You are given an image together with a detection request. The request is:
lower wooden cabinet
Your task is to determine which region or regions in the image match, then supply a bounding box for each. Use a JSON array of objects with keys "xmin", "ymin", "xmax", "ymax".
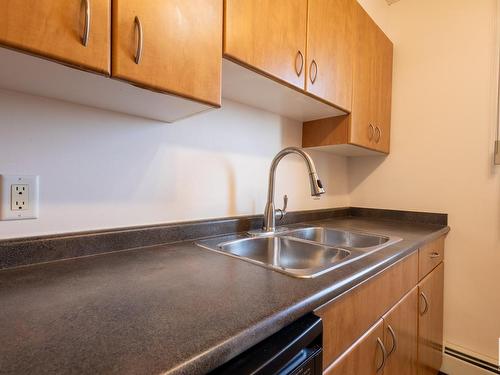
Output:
[
  {"xmin": 418, "ymin": 263, "xmax": 445, "ymax": 375},
  {"xmin": 324, "ymin": 319, "xmax": 385, "ymax": 375},
  {"xmin": 317, "ymin": 236, "xmax": 446, "ymax": 375},
  {"xmin": 383, "ymin": 287, "xmax": 418, "ymax": 375}
]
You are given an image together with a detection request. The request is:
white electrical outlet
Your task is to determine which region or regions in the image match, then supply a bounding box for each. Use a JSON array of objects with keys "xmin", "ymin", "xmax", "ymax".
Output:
[
  {"xmin": 11, "ymin": 184, "xmax": 29, "ymax": 211},
  {"xmin": 0, "ymin": 175, "xmax": 39, "ymax": 220}
]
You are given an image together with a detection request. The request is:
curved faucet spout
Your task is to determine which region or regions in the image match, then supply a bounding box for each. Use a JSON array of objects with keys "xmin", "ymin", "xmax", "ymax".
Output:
[{"xmin": 262, "ymin": 147, "xmax": 326, "ymax": 233}]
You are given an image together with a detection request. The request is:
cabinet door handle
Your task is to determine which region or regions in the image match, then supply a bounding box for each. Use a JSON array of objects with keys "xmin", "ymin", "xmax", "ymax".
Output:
[
  {"xmin": 376, "ymin": 337, "xmax": 388, "ymax": 372},
  {"xmin": 368, "ymin": 124, "xmax": 375, "ymax": 141},
  {"xmin": 295, "ymin": 51, "xmax": 304, "ymax": 77},
  {"xmin": 420, "ymin": 291, "xmax": 429, "ymax": 315},
  {"xmin": 309, "ymin": 59, "xmax": 318, "ymax": 84},
  {"xmin": 429, "ymin": 252, "xmax": 440, "ymax": 259},
  {"xmin": 81, "ymin": 0, "xmax": 91, "ymax": 46},
  {"xmin": 387, "ymin": 325, "xmax": 397, "ymax": 356},
  {"xmin": 134, "ymin": 16, "xmax": 143, "ymax": 64},
  {"xmin": 375, "ymin": 126, "xmax": 381, "ymax": 143}
]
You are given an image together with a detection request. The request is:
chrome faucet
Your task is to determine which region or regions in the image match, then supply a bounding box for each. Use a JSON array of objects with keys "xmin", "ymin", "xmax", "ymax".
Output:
[{"xmin": 261, "ymin": 147, "xmax": 325, "ymax": 234}]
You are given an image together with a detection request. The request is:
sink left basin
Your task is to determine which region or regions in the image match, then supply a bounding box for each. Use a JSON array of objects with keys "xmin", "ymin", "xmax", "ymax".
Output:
[{"xmin": 197, "ymin": 235, "xmax": 355, "ymax": 278}]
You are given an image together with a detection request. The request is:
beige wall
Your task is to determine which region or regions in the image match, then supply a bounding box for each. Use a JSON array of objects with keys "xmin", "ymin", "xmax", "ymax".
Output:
[{"xmin": 356, "ymin": 0, "xmax": 500, "ymax": 363}]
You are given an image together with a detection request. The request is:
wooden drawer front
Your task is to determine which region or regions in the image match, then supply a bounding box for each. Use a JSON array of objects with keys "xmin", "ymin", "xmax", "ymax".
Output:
[
  {"xmin": 418, "ymin": 236, "xmax": 445, "ymax": 280},
  {"xmin": 315, "ymin": 252, "xmax": 418, "ymax": 369},
  {"xmin": 324, "ymin": 319, "xmax": 385, "ymax": 375}
]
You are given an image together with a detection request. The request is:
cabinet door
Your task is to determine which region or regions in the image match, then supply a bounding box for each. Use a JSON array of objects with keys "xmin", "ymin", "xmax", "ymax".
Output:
[
  {"xmin": 0, "ymin": 0, "xmax": 110, "ymax": 74},
  {"xmin": 418, "ymin": 263, "xmax": 444, "ymax": 375},
  {"xmin": 325, "ymin": 319, "xmax": 386, "ymax": 375},
  {"xmin": 349, "ymin": 3, "xmax": 378, "ymax": 149},
  {"xmin": 349, "ymin": 3, "xmax": 393, "ymax": 153},
  {"xmin": 112, "ymin": 0, "xmax": 222, "ymax": 106},
  {"xmin": 374, "ymin": 28, "xmax": 393, "ymax": 153},
  {"xmin": 383, "ymin": 288, "xmax": 418, "ymax": 375},
  {"xmin": 306, "ymin": 0, "xmax": 355, "ymax": 111},
  {"xmin": 224, "ymin": 0, "xmax": 307, "ymax": 90}
]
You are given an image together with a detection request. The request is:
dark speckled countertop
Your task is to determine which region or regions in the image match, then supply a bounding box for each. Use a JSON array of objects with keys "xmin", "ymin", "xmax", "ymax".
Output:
[{"xmin": 0, "ymin": 217, "xmax": 449, "ymax": 375}]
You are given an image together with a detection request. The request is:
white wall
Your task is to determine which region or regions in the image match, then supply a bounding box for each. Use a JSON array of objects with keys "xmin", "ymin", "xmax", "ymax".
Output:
[
  {"xmin": 356, "ymin": 0, "xmax": 500, "ymax": 364},
  {"xmin": 0, "ymin": 89, "xmax": 350, "ymax": 239}
]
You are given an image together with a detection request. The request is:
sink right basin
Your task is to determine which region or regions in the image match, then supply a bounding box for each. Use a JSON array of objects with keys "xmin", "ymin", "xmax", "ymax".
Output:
[{"xmin": 283, "ymin": 227, "xmax": 390, "ymax": 249}]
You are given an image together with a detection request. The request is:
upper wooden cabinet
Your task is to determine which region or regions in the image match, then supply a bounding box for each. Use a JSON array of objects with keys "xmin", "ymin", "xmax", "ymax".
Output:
[
  {"xmin": 0, "ymin": 0, "xmax": 110, "ymax": 74},
  {"xmin": 112, "ymin": 0, "xmax": 222, "ymax": 106},
  {"xmin": 350, "ymin": 3, "xmax": 393, "ymax": 152},
  {"xmin": 418, "ymin": 263, "xmax": 445, "ymax": 375},
  {"xmin": 223, "ymin": 0, "xmax": 308, "ymax": 90},
  {"xmin": 303, "ymin": 1, "xmax": 394, "ymax": 155},
  {"xmin": 306, "ymin": 0, "xmax": 355, "ymax": 111}
]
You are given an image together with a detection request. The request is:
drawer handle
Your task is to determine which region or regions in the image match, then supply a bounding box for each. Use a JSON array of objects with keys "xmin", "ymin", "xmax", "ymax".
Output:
[
  {"xmin": 375, "ymin": 126, "xmax": 381, "ymax": 143},
  {"xmin": 368, "ymin": 124, "xmax": 375, "ymax": 141},
  {"xmin": 134, "ymin": 16, "xmax": 143, "ymax": 64},
  {"xmin": 81, "ymin": 0, "xmax": 91, "ymax": 46},
  {"xmin": 429, "ymin": 252, "xmax": 440, "ymax": 259},
  {"xmin": 420, "ymin": 291, "xmax": 429, "ymax": 315},
  {"xmin": 309, "ymin": 59, "xmax": 318, "ymax": 84},
  {"xmin": 295, "ymin": 50, "xmax": 304, "ymax": 77},
  {"xmin": 376, "ymin": 337, "xmax": 388, "ymax": 372},
  {"xmin": 387, "ymin": 325, "xmax": 397, "ymax": 356}
]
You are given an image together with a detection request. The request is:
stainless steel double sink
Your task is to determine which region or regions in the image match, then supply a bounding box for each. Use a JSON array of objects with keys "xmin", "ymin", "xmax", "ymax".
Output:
[{"xmin": 197, "ymin": 226, "xmax": 402, "ymax": 278}]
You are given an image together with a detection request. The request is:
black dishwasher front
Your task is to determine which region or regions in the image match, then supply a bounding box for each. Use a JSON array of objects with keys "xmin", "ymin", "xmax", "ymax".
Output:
[{"xmin": 211, "ymin": 314, "xmax": 322, "ymax": 375}]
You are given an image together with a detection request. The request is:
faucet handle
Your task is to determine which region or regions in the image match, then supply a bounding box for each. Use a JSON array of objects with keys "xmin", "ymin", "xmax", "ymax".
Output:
[{"xmin": 276, "ymin": 194, "xmax": 288, "ymax": 220}]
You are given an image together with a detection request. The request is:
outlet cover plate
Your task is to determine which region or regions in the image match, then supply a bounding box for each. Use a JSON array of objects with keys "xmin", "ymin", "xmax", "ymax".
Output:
[{"xmin": 0, "ymin": 175, "xmax": 39, "ymax": 220}]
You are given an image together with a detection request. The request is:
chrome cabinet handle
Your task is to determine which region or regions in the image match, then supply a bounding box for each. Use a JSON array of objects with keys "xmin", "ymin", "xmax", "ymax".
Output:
[
  {"xmin": 295, "ymin": 51, "xmax": 304, "ymax": 77},
  {"xmin": 387, "ymin": 325, "xmax": 397, "ymax": 356},
  {"xmin": 375, "ymin": 126, "xmax": 381, "ymax": 143},
  {"xmin": 309, "ymin": 59, "xmax": 318, "ymax": 84},
  {"xmin": 134, "ymin": 16, "xmax": 143, "ymax": 64},
  {"xmin": 81, "ymin": 0, "xmax": 90, "ymax": 46},
  {"xmin": 420, "ymin": 291, "xmax": 429, "ymax": 315},
  {"xmin": 368, "ymin": 124, "xmax": 375, "ymax": 141},
  {"xmin": 429, "ymin": 252, "xmax": 440, "ymax": 259},
  {"xmin": 376, "ymin": 337, "xmax": 388, "ymax": 372}
]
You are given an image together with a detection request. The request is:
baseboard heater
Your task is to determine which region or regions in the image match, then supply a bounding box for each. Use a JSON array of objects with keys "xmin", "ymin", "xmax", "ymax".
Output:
[{"xmin": 445, "ymin": 347, "xmax": 500, "ymax": 374}]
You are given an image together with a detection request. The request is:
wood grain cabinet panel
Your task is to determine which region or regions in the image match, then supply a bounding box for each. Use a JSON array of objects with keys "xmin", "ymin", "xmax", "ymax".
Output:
[
  {"xmin": 418, "ymin": 263, "xmax": 445, "ymax": 375},
  {"xmin": 383, "ymin": 287, "xmax": 419, "ymax": 375},
  {"xmin": 306, "ymin": 0, "xmax": 355, "ymax": 111},
  {"xmin": 112, "ymin": 0, "xmax": 222, "ymax": 106},
  {"xmin": 324, "ymin": 319, "xmax": 385, "ymax": 375},
  {"xmin": 223, "ymin": 0, "xmax": 308, "ymax": 90},
  {"xmin": 315, "ymin": 252, "xmax": 418, "ymax": 369},
  {"xmin": 0, "ymin": 0, "xmax": 110, "ymax": 74}
]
